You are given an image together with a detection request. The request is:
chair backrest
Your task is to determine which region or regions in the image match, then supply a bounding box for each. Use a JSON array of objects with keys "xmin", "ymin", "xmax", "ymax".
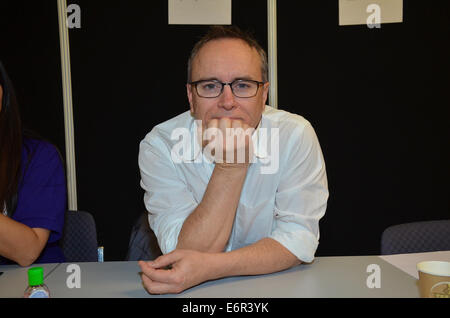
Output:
[
  {"xmin": 60, "ymin": 210, "xmax": 99, "ymax": 262},
  {"xmin": 381, "ymin": 220, "xmax": 450, "ymax": 255},
  {"xmin": 126, "ymin": 212, "xmax": 162, "ymax": 261}
]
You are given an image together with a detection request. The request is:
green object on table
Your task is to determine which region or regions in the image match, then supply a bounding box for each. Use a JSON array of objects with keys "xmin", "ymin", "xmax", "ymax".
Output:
[{"xmin": 28, "ymin": 267, "xmax": 44, "ymax": 286}]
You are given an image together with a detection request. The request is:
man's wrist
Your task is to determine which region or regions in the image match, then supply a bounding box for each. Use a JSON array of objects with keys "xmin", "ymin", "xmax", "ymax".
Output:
[{"xmin": 204, "ymin": 251, "xmax": 233, "ymax": 281}]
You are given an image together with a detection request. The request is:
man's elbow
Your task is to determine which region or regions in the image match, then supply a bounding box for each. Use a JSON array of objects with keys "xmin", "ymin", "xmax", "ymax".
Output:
[{"xmin": 292, "ymin": 258, "xmax": 302, "ymax": 267}]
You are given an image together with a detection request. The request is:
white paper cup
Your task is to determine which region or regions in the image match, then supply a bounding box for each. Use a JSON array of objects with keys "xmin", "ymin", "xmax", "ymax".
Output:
[{"xmin": 417, "ymin": 261, "xmax": 450, "ymax": 298}]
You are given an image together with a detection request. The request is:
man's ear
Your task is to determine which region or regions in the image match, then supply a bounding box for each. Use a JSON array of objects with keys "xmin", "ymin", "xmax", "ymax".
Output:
[
  {"xmin": 187, "ymin": 83, "xmax": 194, "ymax": 113},
  {"xmin": 262, "ymin": 82, "xmax": 270, "ymax": 109}
]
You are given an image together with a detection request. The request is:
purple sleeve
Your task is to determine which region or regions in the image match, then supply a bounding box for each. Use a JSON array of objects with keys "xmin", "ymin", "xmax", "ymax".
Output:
[{"xmin": 13, "ymin": 139, "xmax": 67, "ymax": 243}]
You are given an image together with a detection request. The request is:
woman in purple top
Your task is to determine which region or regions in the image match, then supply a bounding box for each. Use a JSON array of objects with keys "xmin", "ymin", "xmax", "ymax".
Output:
[{"xmin": 0, "ymin": 61, "xmax": 66, "ymax": 266}]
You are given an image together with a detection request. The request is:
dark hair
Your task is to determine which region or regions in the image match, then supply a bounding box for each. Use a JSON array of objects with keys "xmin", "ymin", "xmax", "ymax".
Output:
[
  {"xmin": 187, "ymin": 26, "xmax": 268, "ymax": 83},
  {"xmin": 0, "ymin": 61, "xmax": 23, "ymax": 215},
  {"xmin": 0, "ymin": 62, "xmax": 66, "ymax": 217}
]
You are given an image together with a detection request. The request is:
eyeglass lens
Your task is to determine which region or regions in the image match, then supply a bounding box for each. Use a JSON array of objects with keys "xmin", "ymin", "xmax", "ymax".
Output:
[{"xmin": 196, "ymin": 80, "xmax": 259, "ymax": 98}]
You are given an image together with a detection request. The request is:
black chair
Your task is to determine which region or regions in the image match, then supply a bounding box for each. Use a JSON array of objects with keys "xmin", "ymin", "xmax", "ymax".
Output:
[
  {"xmin": 60, "ymin": 210, "xmax": 100, "ymax": 262},
  {"xmin": 126, "ymin": 212, "xmax": 162, "ymax": 261},
  {"xmin": 381, "ymin": 220, "xmax": 450, "ymax": 255}
]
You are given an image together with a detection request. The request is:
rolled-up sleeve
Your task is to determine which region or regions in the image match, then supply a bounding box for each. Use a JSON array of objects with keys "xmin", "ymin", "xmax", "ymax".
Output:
[
  {"xmin": 269, "ymin": 122, "xmax": 328, "ymax": 263},
  {"xmin": 138, "ymin": 131, "xmax": 198, "ymax": 254}
]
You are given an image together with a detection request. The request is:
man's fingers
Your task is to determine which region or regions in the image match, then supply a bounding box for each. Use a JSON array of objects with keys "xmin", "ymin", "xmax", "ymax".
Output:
[
  {"xmin": 139, "ymin": 256, "xmax": 187, "ymax": 295},
  {"xmin": 207, "ymin": 118, "xmax": 219, "ymax": 130},
  {"xmin": 152, "ymin": 251, "xmax": 181, "ymax": 268},
  {"xmin": 219, "ymin": 117, "xmax": 232, "ymax": 132},
  {"xmin": 139, "ymin": 260, "xmax": 177, "ymax": 284},
  {"xmin": 138, "ymin": 260, "xmax": 157, "ymax": 278},
  {"xmin": 203, "ymin": 118, "xmax": 255, "ymax": 164},
  {"xmin": 231, "ymin": 119, "xmax": 244, "ymax": 129},
  {"xmin": 141, "ymin": 272, "xmax": 177, "ymax": 295}
]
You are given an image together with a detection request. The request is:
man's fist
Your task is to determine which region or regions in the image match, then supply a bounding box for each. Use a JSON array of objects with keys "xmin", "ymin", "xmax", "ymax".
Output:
[{"xmin": 201, "ymin": 117, "xmax": 255, "ymax": 165}]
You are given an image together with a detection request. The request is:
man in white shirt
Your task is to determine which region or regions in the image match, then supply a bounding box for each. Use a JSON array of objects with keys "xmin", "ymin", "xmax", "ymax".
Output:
[{"xmin": 138, "ymin": 26, "xmax": 328, "ymax": 294}]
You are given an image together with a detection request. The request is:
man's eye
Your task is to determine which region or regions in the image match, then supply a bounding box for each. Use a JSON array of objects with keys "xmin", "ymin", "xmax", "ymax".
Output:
[
  {"xmin": 235, "ymin": 82, "xmax": 251, "ymax": 89},
  {"xmin": 201, "ymin": 83, "xmax": 219, "ymax": 90}
]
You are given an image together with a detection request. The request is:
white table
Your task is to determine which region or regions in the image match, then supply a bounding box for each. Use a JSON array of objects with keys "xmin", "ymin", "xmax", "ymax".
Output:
[{"xmin": 5, "ymin": 252, "xmax": 449, "ymax": 298}]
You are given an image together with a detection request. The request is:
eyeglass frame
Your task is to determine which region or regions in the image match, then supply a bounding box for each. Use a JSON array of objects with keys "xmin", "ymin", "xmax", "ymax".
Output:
[{"xmin": 188, "ymin": 79, "xmax": 266, "ymax": 98}]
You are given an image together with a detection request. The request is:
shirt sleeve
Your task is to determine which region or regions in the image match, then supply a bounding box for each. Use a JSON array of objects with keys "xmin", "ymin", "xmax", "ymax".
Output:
[
  {"xmin": 14, "ymin": 141, "xmax": 67, "ymax": 243},
  {"xmin": 138, "ymin": 131, "xmax": 198, "ymax": 254},
  {"xmin": 269, "ymin": 121, "xmax": 328, "ymax": 263}
]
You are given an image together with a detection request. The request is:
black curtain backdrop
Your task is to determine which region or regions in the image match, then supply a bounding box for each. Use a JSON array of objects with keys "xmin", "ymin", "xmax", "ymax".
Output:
[{"xmin": 0, "ymin": 1, "xmax": 448, "ymax": 261}]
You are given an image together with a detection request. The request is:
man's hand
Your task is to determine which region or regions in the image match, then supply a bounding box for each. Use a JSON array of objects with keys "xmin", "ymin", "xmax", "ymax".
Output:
[
  {"xmin": 138, "ymin": 249, "xmax": 216, "ymax": 294},
  {"xmin": 139, "ymin": 239, "xmax": 302, "ymax": 295},
  {"xmin": 201, "ymin": 118, "xmax": 254, "ymax": 165}
]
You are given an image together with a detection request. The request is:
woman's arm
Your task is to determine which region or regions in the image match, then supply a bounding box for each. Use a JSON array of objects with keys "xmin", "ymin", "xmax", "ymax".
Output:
[{"xmin": 0, "ymin": 213, "xmax": 50, "ymax": 266}]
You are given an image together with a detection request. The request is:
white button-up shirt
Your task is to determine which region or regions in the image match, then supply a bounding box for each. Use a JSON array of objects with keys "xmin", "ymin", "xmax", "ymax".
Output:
[{"xmin": 139, "ymin": 106, "xmax": 328, "ymax": 263}]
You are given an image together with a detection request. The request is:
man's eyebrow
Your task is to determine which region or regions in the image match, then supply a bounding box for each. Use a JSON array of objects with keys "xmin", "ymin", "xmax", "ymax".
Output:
[
  {"xmin": 234, "ymin": 76, "xmax": 255, "ymax": 81},
  {"xmin": 192, "ymin": 76, "xmax": 257, "ymax": 82},
  {"xmin": 191, "ymin": 77, "xmax": 220, "ymax": 82}
]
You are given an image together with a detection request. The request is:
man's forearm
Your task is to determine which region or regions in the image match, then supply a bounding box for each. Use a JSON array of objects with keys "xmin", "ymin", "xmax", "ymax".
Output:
[
  {"xmin": 177, "ymin": 164, "xmax": 249, "ymax": 252},
  {"xmin": 139, "ymin": 238, "xmax": 301, "ymax": 295},
  {"xmin": 208, "ymin": 238, "xmax": 302, "ymax": 280}
]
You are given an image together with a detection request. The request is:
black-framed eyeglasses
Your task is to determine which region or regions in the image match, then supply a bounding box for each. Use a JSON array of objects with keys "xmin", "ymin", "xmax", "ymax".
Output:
[{"xmin": 189, "ymin": 79, "xmax": 265, "ymax": 98}]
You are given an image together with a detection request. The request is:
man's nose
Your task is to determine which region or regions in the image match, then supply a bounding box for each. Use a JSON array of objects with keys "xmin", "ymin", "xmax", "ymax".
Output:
[{"xmin": 218, "ymin": 84, "xmax": 236, "ymax": 110}]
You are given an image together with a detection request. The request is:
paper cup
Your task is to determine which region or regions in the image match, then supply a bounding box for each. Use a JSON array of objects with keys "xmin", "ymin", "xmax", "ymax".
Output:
[{"xmin": 417, "ymin": 261, "xmax": 450, "ymax": 298}]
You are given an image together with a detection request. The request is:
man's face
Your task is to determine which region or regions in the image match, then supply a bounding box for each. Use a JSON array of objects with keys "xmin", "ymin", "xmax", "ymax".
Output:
[{"xmin": 187, "ymin": 38, "xmax": 269, "ymax": 129}]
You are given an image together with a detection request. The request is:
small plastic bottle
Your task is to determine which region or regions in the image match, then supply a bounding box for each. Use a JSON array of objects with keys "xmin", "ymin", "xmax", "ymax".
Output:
[{"xmin": 24, "ymin": 267, "xmax": 50, "ymax": 298}]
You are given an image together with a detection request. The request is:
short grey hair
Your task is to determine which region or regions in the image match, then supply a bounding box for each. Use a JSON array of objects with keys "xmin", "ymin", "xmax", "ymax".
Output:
[{"xmin": 187, "ymin": 26, "xmax": 268, "ymax": 83}]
